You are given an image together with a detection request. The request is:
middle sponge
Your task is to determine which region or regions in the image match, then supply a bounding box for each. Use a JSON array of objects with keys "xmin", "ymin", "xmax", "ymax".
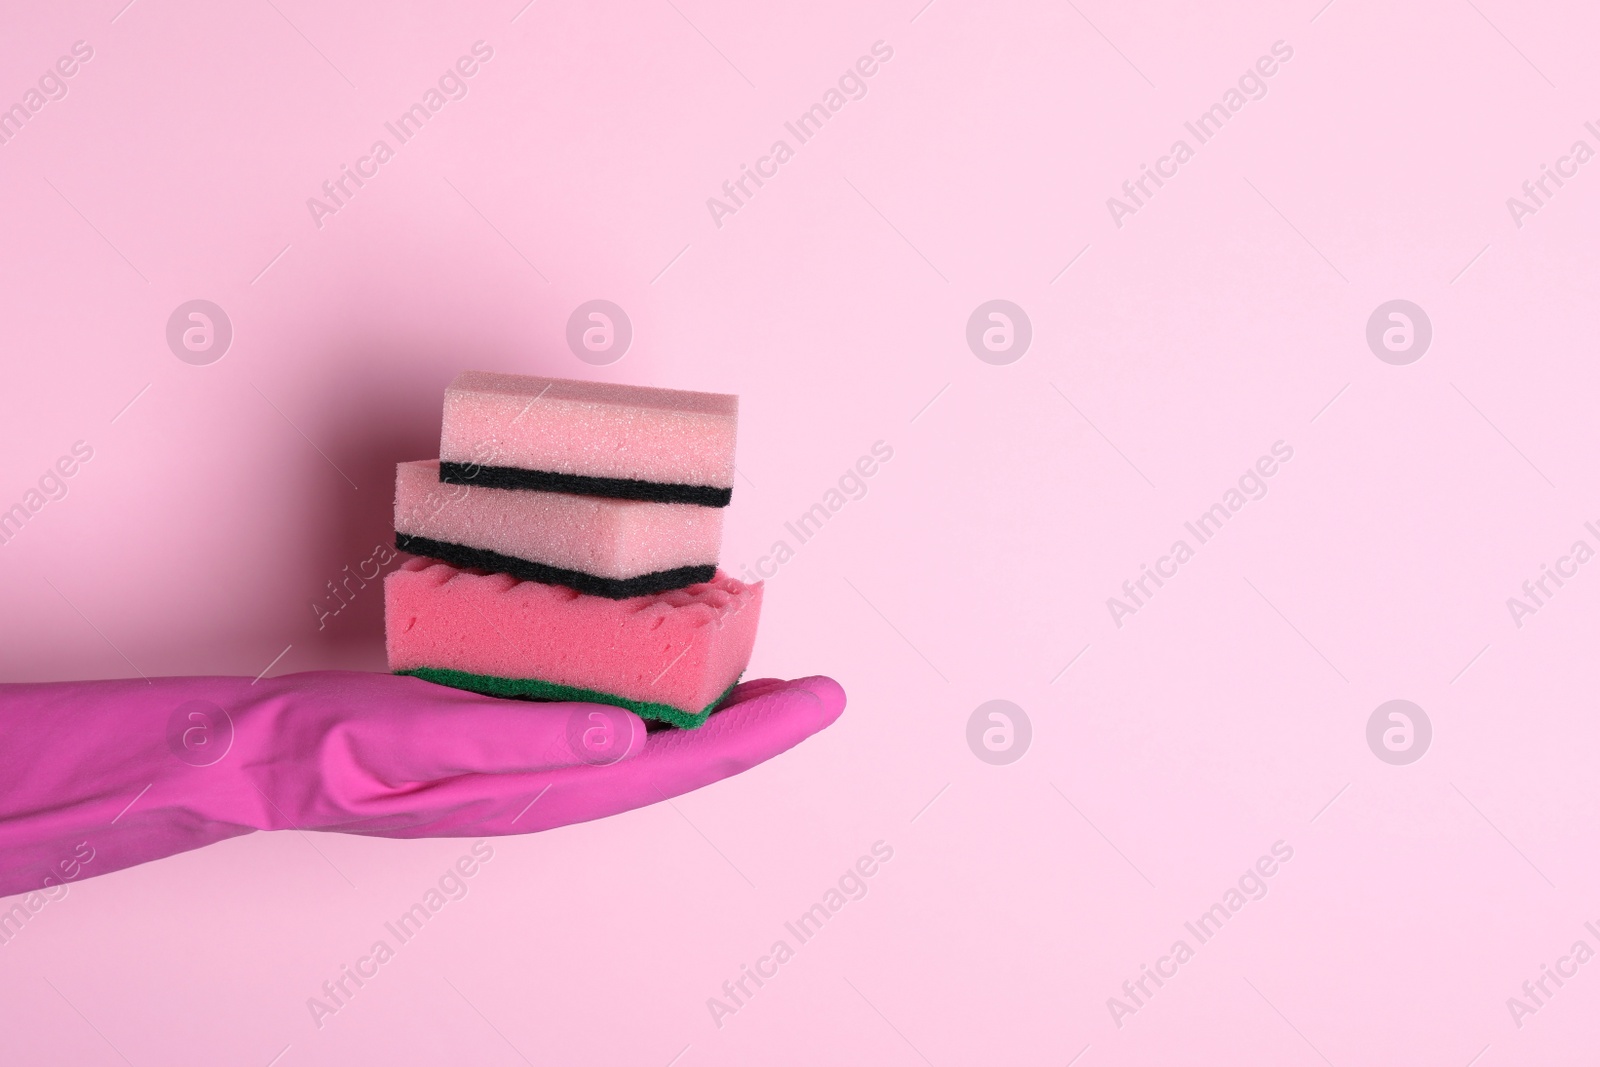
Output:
[{"xmin": 394, "ymin": 459, "xmax": 722, "ymax": 599}]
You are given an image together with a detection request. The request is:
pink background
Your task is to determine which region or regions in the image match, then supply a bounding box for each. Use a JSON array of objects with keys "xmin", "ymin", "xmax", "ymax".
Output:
[{"xmin": 4, "ymin": 0, "xmax": 1599, "ymax": 1062}]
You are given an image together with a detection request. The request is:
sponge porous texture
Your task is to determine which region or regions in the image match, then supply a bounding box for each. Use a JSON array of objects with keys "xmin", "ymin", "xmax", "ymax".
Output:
[
  {"xmin": 385, "ymin": 557, "xmax": 762, "ymax": 723},
  {"xmin": 437, "ymin": 462, "xmax": 731, "ymax": 507},
  {"xmin": 439, "ymin": 371, "xmax": 738, "ymax": 498},
  {"xmin": 395, "ymin": 459, "xmax": 722, "ymax": 590},
  {"xmin": 394, "ymin": 534, "xmax": 715, "ymax": 599}
]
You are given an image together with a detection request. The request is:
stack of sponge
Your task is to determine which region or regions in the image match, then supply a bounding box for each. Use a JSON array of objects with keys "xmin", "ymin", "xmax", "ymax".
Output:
[{"xmin": 385, "ymin": 371, "xmax": 762, "ymax": 728}]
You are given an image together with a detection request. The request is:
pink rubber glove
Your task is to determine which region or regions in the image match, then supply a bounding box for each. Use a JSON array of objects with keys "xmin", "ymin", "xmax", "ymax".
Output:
[{"xmin": 0, "ymin": 671, "xmax": 843, "ymax": 898}]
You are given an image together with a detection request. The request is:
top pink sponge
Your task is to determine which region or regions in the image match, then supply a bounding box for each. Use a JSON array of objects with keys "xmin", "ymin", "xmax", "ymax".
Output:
[{"xmin": 440, "ymin": 372, "xmax": 738, "ymax": 494}]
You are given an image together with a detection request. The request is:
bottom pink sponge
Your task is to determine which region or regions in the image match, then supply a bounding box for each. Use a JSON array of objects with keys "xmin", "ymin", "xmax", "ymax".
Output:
[{"xmin": 385, "ymin": 557, "xmax": 763, "ymax": 728}]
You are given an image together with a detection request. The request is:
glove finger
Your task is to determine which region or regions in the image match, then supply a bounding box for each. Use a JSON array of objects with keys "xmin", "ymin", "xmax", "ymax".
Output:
[
  {"xmin": 721, "ymin": 677, "xmax": 792, "ymax": 705},
  {"xmin": 509, "ymin": 676, "xmax": 845, "ymax": 829}
]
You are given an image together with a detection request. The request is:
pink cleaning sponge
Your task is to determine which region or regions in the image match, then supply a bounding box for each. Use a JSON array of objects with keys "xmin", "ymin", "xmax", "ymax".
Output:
[
  {"xmin": 438, "ymin": 371, "xmax": 738, "ymax": 506},
  {"xmin": 394, "ymin": 460, "xmax": 723, "ymax": 598},
  {"xmin": 385, "ymin": 557, "xmax": 763, "ymax": 727}
]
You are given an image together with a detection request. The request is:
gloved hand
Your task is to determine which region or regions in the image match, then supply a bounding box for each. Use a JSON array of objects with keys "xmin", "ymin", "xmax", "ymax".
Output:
[{"xmin": 0, "ymin": 671, "xmax": 843, "ymax": 898}]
